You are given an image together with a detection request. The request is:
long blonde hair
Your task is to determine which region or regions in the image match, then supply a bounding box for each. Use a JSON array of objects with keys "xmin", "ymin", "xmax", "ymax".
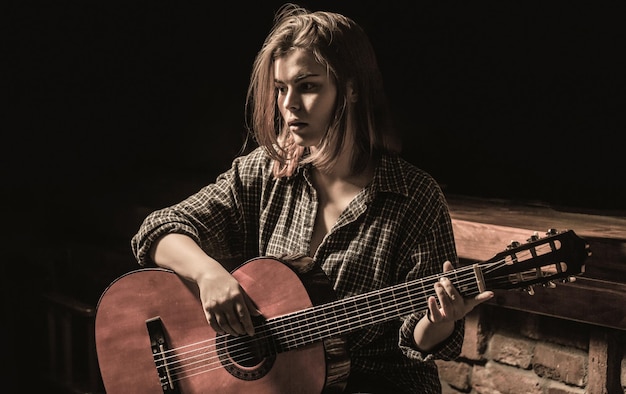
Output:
[{"xmin": 245, "ymin": 3, "xmax": 399, "ymax": 177}]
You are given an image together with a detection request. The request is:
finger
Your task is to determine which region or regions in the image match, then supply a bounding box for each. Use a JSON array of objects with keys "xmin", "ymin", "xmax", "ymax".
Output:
[
  {"xmin": 465, "ymin": 291, "xmax": 494, "ymax": 311},
  {"xmin": 212, "ymin": 314, "xmax": 231, "ymax": 336},
  {"xmin": 236, "ymin": 302, "xmax": 255, "ymax": 337},
  {"xmin": 441, "ymin": 262, "xmax": 460, "ymax": 304},
  {"xmin": 244, "ymin": 293, "xmax": 262, "ymax": 317},
  {"xmin": 428, "ymin": 296, "xmax": 441, "ymax": 322},
  {"xmin": 206, "ymin": 311, "xmax": 224, "ymax": 335},
  {"xmin": 224, "ymin": 308, "xmax": 248, "ymax": 337},
  {"xmin": 436, "ymin": 277, "xmax": 463, "ymax": 321},
  {"xmin": 215, "ymin": 312, "xmax": 240, "ymax": 336},
  {"xmin": 438, "ymin": 276, "xmax": 460, "ymax": 302},
  {"xmin": 434, "ymin": 281, "xmax": 452, "ymax": 316}
]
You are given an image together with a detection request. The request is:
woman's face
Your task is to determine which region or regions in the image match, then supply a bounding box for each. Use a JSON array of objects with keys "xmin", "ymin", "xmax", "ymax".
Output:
[{"xmin": 274, "ymin": 49, "xmax": 337, "ymax": 148}]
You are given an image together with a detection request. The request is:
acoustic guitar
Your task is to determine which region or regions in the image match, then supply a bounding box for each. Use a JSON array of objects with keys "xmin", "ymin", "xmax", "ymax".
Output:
[{"xmin": 95, "ymin": 229, "xmax": 589, "ymax": 393}]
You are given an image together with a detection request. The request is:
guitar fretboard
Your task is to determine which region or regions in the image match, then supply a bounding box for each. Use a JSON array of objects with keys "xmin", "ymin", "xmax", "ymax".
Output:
[{"xmin": 255, "ymin": 267, "xmax": 482, "ymax": 354}]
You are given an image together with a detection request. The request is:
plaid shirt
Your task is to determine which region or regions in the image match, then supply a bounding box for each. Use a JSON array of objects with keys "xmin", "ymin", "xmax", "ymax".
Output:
[{"xmin": 132, "ymin": 147, "xmax": 463, "ymax": 393}]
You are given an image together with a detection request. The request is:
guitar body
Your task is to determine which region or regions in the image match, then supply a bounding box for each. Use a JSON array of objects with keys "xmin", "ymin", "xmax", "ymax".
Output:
[{"xmin": 95, "ymin": 257, "xmax": 350, "ymax": 394}]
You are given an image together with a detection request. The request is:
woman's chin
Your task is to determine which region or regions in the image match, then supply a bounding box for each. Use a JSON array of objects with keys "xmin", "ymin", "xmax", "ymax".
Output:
[{"xmin": 291, "ymin": 135, "xmax": 320, "ymax": 149}]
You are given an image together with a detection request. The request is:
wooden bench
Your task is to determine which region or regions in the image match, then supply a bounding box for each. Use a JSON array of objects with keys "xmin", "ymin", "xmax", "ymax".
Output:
[{"xmin": 447, "ymin": 194, "xmax": 626, "ymax": 392}]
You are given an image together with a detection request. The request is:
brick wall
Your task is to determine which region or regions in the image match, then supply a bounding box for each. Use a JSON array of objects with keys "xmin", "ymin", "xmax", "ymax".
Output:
[{"xmin": 437, "ymin": 305, "xmax": 626, "ymax": 394}]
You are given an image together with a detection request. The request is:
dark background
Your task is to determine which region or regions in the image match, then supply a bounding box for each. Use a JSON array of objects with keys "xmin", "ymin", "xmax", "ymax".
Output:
[{"xmin": 5, "ymin": 1, "xmax": 625, "ymax": 391}]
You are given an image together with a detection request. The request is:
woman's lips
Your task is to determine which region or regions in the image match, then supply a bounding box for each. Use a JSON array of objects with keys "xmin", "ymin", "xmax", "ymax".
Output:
[{"xmin": 289, "ymin": 121, "xmax": 307, "ymax": 131}]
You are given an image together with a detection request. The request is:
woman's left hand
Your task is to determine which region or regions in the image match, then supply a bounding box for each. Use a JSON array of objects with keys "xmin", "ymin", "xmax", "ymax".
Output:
[{"xmin": 427, "ymin": 261, "xmax": 494, "ymax": 323}]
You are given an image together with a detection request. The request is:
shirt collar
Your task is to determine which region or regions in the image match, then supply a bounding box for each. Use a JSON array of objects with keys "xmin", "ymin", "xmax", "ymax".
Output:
[
  {"xmin": 294, "ymin": 153, "xmax": 410, "ymax": 198},
  {"xmin": 372, "ymin": 154, "xmax": 410, "ymax": 197}
]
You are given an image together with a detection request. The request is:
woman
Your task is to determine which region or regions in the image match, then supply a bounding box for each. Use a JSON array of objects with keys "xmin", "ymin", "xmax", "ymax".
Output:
[{"xmin": 131, "ymin": 3, "xmax": 492, "ymax": 393}]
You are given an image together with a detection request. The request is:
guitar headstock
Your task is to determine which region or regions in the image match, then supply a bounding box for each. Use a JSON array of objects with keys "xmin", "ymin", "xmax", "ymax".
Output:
[{"xmin": 480, "ymin": 229, "xmax": 591, "ymax": 293}]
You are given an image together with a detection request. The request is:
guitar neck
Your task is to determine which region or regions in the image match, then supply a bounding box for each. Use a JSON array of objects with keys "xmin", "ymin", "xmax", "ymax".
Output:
[
  {"xmin": 252, "ymin": 229, "xmax": 589, "ymax": 356},
  {"xmin": 256, "ymin": 265, "xmax": 481, "ymax": 353}
]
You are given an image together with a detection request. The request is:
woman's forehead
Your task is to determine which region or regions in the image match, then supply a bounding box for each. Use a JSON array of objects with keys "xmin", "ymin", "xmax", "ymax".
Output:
[{"xmin": 273, "ymin": 49, "xmax": 327, "ymax": 82}]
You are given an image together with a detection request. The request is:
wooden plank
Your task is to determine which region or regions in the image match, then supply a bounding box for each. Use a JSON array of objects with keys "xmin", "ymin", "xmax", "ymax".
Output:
[
  {"xmin": 447, "ymin": 195, "xmax": 626, "ymax": 241},
  {"xmin": 451, "ymin": 219, "xmax": 542, "ymax": 261},
  {"xmin": 587, "ymin": 327, "xmax": 624, "ymax": 394},
  {"xmin": 486, "ymin": 277, "xmax": 626, "ymax": 331},
  {"xmin": 446, "ymin": 195, "xmax": 626, "ymax": 331}
]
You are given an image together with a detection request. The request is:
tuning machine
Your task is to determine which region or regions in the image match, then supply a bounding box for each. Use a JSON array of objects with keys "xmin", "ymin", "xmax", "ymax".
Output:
[
  {"xmin": 527, "ymin": 231, "xmax": 540, "ymax": 242},
  {"xmin": 543, "ymin": 281, "xmax": 557, "ymax": 288},
  {"xmin": 507, "ymin": 240, "xmax": 521, "ymax": 250}
]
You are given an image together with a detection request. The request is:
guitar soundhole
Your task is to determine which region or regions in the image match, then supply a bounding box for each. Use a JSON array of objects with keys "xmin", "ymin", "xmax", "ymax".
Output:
[{"xmin": 216, "ymin": 334, "xmax": 276, "ymax": 381}]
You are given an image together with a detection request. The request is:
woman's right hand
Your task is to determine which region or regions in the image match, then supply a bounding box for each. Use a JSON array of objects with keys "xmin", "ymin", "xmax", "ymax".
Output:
[
  {"xmin": 150, "ymin": 233, "xmax": 258, "ymax": 337},
  {"xmin": 196, "ymin": 266, "xmax": 258, "ymax": 337}
]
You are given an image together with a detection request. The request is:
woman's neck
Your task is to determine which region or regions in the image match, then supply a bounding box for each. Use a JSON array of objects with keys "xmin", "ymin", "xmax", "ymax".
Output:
[{"xmin": 311, "ymin": 151, "xmax": 375, "ymax": 201}]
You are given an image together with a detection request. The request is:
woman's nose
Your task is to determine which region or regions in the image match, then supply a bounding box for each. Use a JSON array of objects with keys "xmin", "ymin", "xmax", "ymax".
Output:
[{"xmin": 284, "ymin": 89, "xmax": 300, "ymax": 111}]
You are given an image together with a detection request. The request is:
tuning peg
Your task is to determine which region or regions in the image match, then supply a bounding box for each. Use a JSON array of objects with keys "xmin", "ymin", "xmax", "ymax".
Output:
[
  {"xmin": 525, "ymin": 286, "xmax": 535, "ymax": 295},
  {"xmin": 546, "ymin": 228, "xmax": 558, "ymax": 235},
  {"xmin": 543, "ymin": 281, "xmax": 557, "ymax": 288},
  {"xmin": 561, "ymin": 276, "xmax": 577, "ymax": 283},
  {"xmin": 527, "ymin": 232, "xmax": 540, "ymax": 242},
  {"xmin": 507, "ymin": 240, "xmax": 521, "ymax": 249}
]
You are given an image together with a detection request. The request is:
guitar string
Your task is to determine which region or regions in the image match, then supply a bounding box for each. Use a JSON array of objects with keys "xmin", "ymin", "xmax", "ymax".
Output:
[
  {"xmin": 153, "ymin": 263, "xmax": 489, "ymax": 384},
  {"xmin": 159, "ymin": 262, "xmax": 494, "ymax": 383},
  {"xmin": 159, "ymin": 262, "xmax": 483, "ymax": 362},
  {"xmin": 159, "ymin": 243, "xmax": 554, "ymax": 384},
  {"xmin": 155, "ymin": 242, "xmax": 559, "ymax": 383},
  {"xmin": 169, "ymin": 272, "xmax": 555, "ymax": 382},
  {"xmin": 159, "ymin": 242, "xmax": 558, "ymax": 384},
  {"xmin": 229, "ymin": 241, "xmax": 557, "ymax": 353}
]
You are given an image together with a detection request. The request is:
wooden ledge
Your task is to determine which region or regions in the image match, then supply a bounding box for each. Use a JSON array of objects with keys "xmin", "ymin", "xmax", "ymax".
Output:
[{"xmin": 446, "ymin": 195, "xmax": 626, "ymax": 330}]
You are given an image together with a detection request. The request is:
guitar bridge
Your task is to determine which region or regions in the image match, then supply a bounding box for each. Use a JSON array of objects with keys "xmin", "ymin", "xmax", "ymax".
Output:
[{"xmin": 146, "ymin": 316, "xmax": 181, "ymax": 393}]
